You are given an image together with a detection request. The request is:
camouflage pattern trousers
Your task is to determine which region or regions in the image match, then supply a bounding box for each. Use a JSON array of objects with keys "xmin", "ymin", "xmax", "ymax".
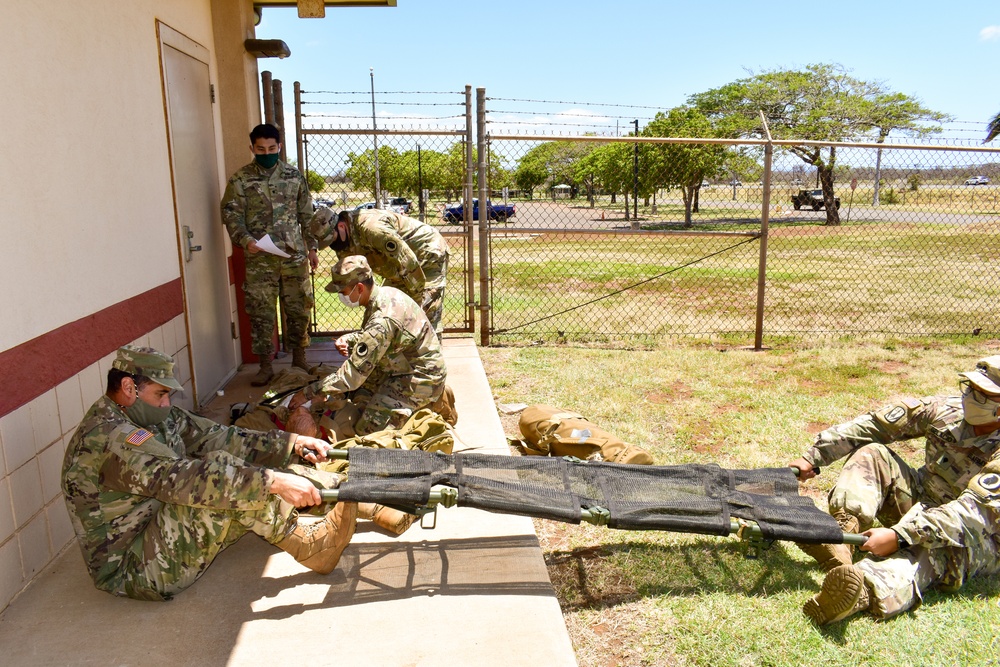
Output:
[
  {"xmin": 828, "ymin": 442, "xmax": 1000, "ymax": 618},
  {"xmin": 115, "ymin": 451, "xmax": 296, "ymax": 601},
  {"xmin": 244, "ymin": 254, "xmax": 314, "ymax": 356},
  {"xmin": 856, "ymin": 518, "xmax": 1000, "ymax": 619},
  {"xmin": 349, "ymin": 369, "xmax": 445, "ymax": 435}
]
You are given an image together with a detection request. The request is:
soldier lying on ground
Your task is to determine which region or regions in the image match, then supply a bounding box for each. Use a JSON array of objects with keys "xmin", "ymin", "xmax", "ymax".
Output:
[
  {"xmin": 788, "ymin": 355, "xmax": 1000, "ymax": 624},
  {"xmin": 289, "ymin": 255, "xmax": 447, "ymax": 437},
  {"xmin": 61, "ymin": 345, "xmax": 355, "ymax": 601}
]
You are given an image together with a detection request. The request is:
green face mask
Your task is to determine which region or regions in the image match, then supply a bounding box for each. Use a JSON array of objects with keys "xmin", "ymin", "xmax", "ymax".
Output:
[
  {"xmin": 126, "ymin": 400, "xmax": 172, "ymax": 428},
  {"xmin": 254, "ymin": 153, "xmax": 280, "ymax": 169}
]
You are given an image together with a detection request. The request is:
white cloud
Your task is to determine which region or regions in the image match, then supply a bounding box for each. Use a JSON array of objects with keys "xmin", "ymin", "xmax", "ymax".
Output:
[{"xmin": 980, "ymin": 25, "xmax": 1000, "ymax": 41}]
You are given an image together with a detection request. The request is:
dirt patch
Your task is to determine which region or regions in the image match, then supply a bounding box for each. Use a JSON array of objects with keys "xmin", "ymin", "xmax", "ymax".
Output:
[
  {"xmin": 804, "ymin": 421, "xmax": 829, "ymax": 434},
  {"xmin": 646, "ymin": 381, "xmax": 693, "ymax": 404},
  {"xmin": 878, "ymin": 361, "xmax": 909, "ymax": 374}
]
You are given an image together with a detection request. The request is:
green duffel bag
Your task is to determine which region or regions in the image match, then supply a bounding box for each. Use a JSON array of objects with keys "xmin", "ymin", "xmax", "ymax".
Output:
[{"xmin": 518, "ymin": 404, "xmax": 653, "ymax": 465}]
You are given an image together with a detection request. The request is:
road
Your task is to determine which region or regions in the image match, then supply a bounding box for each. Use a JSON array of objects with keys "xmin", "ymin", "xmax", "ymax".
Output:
[{"xmin": 484, "ymin": 197, "xmax": 999, "ymax": 232}]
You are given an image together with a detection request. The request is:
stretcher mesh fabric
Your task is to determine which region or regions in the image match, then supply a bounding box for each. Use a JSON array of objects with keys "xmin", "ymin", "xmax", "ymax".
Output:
[{"xmin": 336, "ymin": 449, "xmax": 844, "ymax": 543}]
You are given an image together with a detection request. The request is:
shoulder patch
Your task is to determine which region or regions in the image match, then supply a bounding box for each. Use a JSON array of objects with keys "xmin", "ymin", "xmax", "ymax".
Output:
[
  {"xmin": 883, "ymin": 406, "xmax": 906, "ymax": 423},
  {"xmin": 384, "ymin": 239, "xmax": 399, "ymax": 253},
  {"xmin": 979, "ymin": 473, "xmax": 1000, "ymax": 492},
  {"xmin": 355, "ymin": 342, "xmax": 369, "ymax": 358},
  {"xmin": 124, "ymin": 428, "xmax": 155, "ymax": 447}
]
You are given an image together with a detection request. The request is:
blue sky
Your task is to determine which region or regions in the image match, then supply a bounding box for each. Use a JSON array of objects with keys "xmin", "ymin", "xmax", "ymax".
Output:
[{"xmin": 255, "ymin": 0, "xmax": 999, "ymax": 141}]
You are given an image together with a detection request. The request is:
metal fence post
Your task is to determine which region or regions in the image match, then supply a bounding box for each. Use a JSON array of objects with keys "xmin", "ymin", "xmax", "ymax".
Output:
[
  {"xmin": 464, "ymin": 85, "xmax": 476, "ymax": 337},
  {"xmin": 477, "ymin": 87, "xmax": 490, "ymax": 347},
  {"xmin": 273, "ymin": 79, "xmax": 286, "ymax": 163},
  {"xmin": 754, "ymin": 112, "xmax": 773, "ymax": 351},
  {"xmin": 294, "ymin": 81, "xmax": 304, "ymax": 171},
  {"xmin": 261, "ymin": 70, "xmax": 274, "ymax": 125}
]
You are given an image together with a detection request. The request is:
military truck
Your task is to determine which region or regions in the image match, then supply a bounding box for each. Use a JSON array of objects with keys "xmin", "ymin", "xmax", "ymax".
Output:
[{"xmin": 791, "ymin": 189, "xmax": 841, "ymax": 211}]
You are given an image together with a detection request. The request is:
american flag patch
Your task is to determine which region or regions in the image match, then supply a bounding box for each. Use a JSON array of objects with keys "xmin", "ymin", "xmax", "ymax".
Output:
[{"xmin": 125, "ymin": 429, "xmax": 154, "ymax": 446}]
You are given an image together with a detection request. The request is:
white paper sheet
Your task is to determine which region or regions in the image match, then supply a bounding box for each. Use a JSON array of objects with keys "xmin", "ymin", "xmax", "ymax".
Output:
[{"xmin": 255, "ymin": 234, "xmax": 291, "ymax": 258}]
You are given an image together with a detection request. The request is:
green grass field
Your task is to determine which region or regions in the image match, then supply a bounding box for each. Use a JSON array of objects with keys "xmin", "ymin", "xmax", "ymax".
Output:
[{"xmin": 481, "ymin": 339, "xmax": 1000, "ymax": 667}]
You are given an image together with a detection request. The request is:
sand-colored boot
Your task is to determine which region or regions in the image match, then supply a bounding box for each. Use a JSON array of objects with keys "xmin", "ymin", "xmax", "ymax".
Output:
[
  {"xmin": 251, "ymin": 358, "xmax": 274, "ymax": 387},
  {"xmin": 275, "ymin": 502, "xmax": 357, "ymax": 574},
  {"xmin": 292, "ymin": 347, "xmax": 310, "ymax": 372},
  {"xmin": 802, "ymin": 563, "xmax": 873, "ymax": 625},
  {"xmin": 797, "ymin": 511, "xmax": 859, "ymax": 572},
  {"xmin": 358, "ymin": 502, "xmax": 418, "ymax": 535}
]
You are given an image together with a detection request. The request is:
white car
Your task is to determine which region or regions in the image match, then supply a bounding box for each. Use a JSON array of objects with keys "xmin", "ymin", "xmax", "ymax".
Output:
[{"xmin": 964, "ymin": 176, "xmax": 990, "ymax": 186}]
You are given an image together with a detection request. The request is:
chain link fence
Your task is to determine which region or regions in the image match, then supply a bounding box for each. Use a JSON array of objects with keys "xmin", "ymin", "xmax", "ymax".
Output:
[
  {"xmin": 295, "ymin": 86, "xmax": 476, "ymax": 336},
  {"xmin": 482, "ymin": 130, "xmax": 1000, "ymax": 345},
  {"xmin": 291, "ymin": 83, "xmax": 1000, "ymax": 345}
]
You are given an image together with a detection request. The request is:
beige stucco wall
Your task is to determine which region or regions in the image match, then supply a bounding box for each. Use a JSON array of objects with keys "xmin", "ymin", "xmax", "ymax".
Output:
[
  {"xmin": 0, "ymin": 0, "xmax": 227, "ymax": 352},
  {"xmin": 0, "ymin": 0, "xmax": 252, "ymax": 613}
]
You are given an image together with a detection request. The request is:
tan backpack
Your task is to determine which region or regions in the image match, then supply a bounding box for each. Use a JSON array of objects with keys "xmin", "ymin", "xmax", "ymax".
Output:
[{"xmin": 518, "ymin": 404, "xmax": 653, "ymax": 465}]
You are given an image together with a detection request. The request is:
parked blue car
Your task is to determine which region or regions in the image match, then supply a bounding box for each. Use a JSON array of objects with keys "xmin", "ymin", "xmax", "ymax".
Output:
[{"xmin": 443, "ymin": 199, "xmax": 515, "ymax": 223}]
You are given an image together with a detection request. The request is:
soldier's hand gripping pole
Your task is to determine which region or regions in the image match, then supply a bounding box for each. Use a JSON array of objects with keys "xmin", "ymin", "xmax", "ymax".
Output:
[{"xmin": 319, "ymin": 485, "xmax": 459, "ymax": 514}]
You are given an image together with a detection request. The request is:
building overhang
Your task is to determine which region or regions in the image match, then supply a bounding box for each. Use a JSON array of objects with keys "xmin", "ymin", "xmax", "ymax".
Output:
[{"xmin": 255, "ymin": 0, "xmax": 396, "ymax": 19}]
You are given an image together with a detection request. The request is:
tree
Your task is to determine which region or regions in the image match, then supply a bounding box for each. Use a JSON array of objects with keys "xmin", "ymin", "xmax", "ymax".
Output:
[
  {"xmin": 643, "ymin": 107, "xmax": 729, "ymax": 227},
  {"xmin": 305, "ymin": 169, "xmax": 325, "ymax": 193},
  {"xmin": 574, "ymin": 142, "xmax": 633, "ymax": 221},
  {"xmin": 690, "ymin": 63, "xmax": 947, "ymax": 225},
  {"xmin": 513, "ymin": 141, "xmax": 595, "ymax": 200},
  {"xmin": 869, "ymin": 92, "xmax": 949, "ymax": 205},
  {"xmin": 987, "ymin": 111, "xmax": 1000, "ymax": 143}
]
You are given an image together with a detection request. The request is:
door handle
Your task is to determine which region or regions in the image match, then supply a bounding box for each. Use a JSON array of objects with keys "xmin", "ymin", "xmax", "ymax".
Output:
[{"xmin": 183, "ymin": 225, "xmax": 203, "ymax": 262}]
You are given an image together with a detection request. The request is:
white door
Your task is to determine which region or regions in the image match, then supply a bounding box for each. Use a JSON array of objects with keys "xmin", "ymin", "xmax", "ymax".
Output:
[{"xmin": 159, "ymin": 23, "xmax": 237, "ymax": 406}]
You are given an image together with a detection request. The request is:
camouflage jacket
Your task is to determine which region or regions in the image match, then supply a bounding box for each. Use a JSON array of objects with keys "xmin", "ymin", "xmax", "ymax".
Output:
[
  {"xmin": 803, "ymin": 395, "xmax": 1000, "ymax": 549},
  {"xmin": 61, "ymin": 395, "xmax": 295, "ymax": 595},
  {"xmin": 340, "ymin": 209, "xmax": 448, "ymax": 293},
  {"xmin": 221, "ymin": 160, "xmax": 315, "ymax": 261},
  {"xmin": 303, "ymin": 284, "xmax": 446, "ymax": 400}
]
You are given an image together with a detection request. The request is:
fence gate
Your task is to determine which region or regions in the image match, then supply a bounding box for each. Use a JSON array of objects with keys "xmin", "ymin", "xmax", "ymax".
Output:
[{"xmin": 294, "ymin": 85, "xmax": 477, "ymax": 337}]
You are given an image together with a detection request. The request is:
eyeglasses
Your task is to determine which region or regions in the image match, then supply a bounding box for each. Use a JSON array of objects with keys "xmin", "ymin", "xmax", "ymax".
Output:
[{"xmin": 959, "ymin": 378, "xmax": 1000, "ymax": 404}]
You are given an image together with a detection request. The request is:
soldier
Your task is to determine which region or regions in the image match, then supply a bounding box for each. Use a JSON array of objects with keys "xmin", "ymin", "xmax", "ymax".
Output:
[
  {"xmin": 62, "ymin": 345, "xmax": 356, "ymax": 601},
  {"xmin": 222, "ymin": 123, "xmax": 318, "ymax": 386},
  {"xmin": 789, "ymin": 355, "xmax": 1000, "ymax": 624},
  {"xmin": 289, "ymin": 255, "xmax": 446, "ymax": 436},
  {"xmin": 310, "ymin": 207, "xmax": 448, "ymax": 336}
]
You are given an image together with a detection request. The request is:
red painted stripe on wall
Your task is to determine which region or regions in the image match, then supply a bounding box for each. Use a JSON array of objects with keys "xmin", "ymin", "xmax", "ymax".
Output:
[{"xmin": 0, "ymin": 279, "xmax": 184, "ymax": 417}]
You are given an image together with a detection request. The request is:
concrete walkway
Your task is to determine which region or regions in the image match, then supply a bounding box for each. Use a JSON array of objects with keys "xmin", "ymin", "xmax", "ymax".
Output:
[{"xmin": 0, "ymin": 338, "xmax": 576, "ymax": 666}]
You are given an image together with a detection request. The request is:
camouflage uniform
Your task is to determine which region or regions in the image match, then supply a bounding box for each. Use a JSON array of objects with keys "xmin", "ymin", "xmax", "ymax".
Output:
[
  {"xmin": 61, "ymin": 396, "xmax": 337, "ymax": 601},
  {"xmin": 302, "ymin": 282, "xmax": 446, "ymax": 435},
  {"xmin": 312, "ymin": 208, "xmax": 448, "ymax": 334},
  {"xmin": 801, "ymin": 395, "xmax": 1000, "ymax": 618},
  {"xmin": 221, "ymin": 160, "xmax": 316, "ymax": 355}
]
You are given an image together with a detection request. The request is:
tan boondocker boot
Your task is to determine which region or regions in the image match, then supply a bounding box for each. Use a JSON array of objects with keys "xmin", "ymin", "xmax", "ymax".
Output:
[
  {"xmin": 802, "ymin": 563, "xmax": 873, "ymax": 625},
  {"xmin": 797, "ymin": 511, "xmax": 859, "ymax": 572},
  {"xmin": 275, "ymin": 502, "xmax": 358, "ymax": 574},
  {"xmin": 358, "ymin": 502, "xmax": 418, "ymax": 535},
  {"xmin": 251, "ymin": 358, "xmax": 274, "ymax": 387},
  {"xmin": 291, "ymin": 347, "xmax": 310, "ymax": 372}
]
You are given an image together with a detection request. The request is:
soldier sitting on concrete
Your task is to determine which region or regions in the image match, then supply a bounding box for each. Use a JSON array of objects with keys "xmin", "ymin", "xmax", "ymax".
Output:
[
  {"xmin": 61, "ymin": 345, "xmax": 356, "ymax": 601},
  {"xmin": 789, "ymin": 355, "xmax": 1000, "ymax": 624},
  {"xmin": 289, "ymin": 255, "xmax": 447, "ymax": 436}
]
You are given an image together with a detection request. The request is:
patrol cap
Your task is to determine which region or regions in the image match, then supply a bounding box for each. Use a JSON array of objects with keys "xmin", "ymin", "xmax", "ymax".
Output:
[
  {"xmin": 959, "ymin": 355, "xmax": 1000, "ymax": 395},
  {"xmin": 308, "ymin": 207, "xmax": 337, "ymax": 250},
  {"xmin": 112, "ymin": 345, "xmax": 184, "ymax": 391},
  {"xmin": 325, "ymin": 255, "xmax": 373, "ymax": 292}
]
